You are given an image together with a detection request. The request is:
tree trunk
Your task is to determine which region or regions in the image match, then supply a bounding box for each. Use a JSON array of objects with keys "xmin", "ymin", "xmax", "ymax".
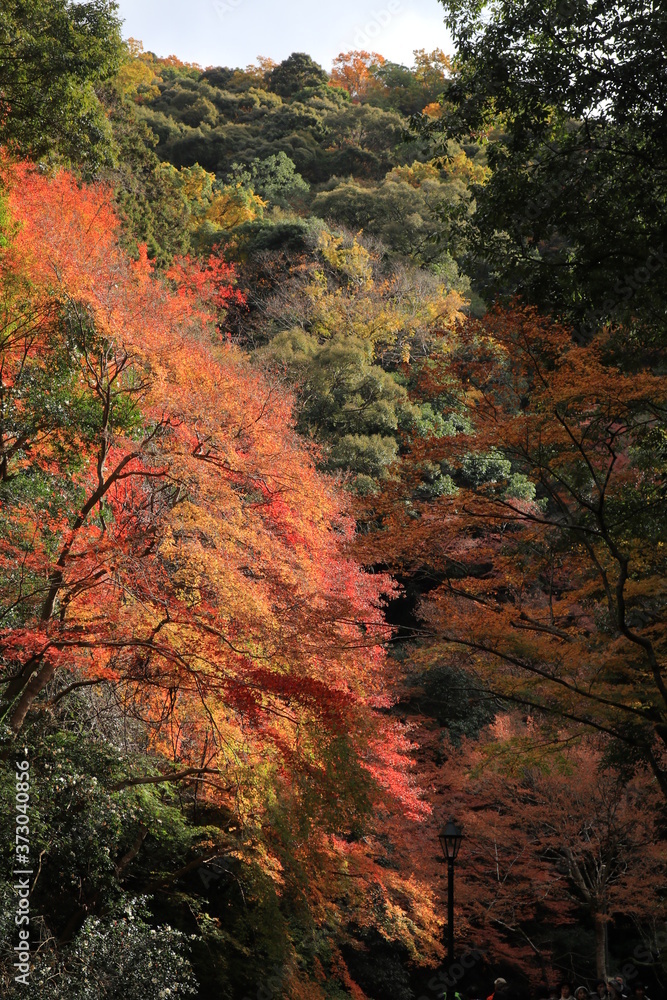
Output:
[
  {"xmin": 8, "ymin": 660, "xmax": 58, "ymax": 733},
  {"xmin": 595, "ymin": 913, "xmax": 608, "ymax": 982}
]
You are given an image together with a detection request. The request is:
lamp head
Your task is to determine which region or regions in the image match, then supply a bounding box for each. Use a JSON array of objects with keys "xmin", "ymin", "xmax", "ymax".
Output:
[{"xmin": 438, "ymin": 818, "xmax": 464, "ymax": 861}]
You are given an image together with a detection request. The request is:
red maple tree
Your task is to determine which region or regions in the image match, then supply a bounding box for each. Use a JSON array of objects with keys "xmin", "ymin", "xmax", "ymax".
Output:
[
  {"xmin": 0, "ymin": 161, "xmax": 445, "ymax": 993},
  {"xmin": 359, "ymin": 304, "xmax": 667, "ymax": 795}
]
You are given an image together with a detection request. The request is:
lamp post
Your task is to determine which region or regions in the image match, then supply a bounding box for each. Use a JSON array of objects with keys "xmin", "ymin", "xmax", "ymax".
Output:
[{"xmin": 438, "ymin": 819, "xmax": 464, "ymax": 964}]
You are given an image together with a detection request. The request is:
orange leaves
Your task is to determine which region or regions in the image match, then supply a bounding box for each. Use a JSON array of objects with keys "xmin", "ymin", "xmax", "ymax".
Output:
[
  {"xmin": 4, "ymin": 164, "xmax": 243, "ymax": 369},
  {"xmin": 362, "ymin": 302, "xmax": 667, "ymax": 792},
  {"xmin": 165, "ymin": 251, "xmax": 246, "ymax": 317},
  {"xmin": 0, "ymin": 161, "xmax": 451, "ymax": 982},
  {"xmin": 364, "ymin": 729, "xmax": 431, "ymax": 822},
  {"xmin": 0, "ymin": 157, "xmax": 420, "ymax": 833},
  {"xmin": 7, "ymin": 164, "xmax": 120, "ymax": 302},
  {"xmin": 447, "ymin": 304, "xmax": 666, "ymax": 466},
  {"xmin": 330, "ymin": 51, "xmax": 386, "ymax": 101}
]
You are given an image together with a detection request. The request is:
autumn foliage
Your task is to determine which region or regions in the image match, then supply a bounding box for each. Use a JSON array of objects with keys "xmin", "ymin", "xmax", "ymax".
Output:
[
  {"xmin": 360, "ymin": 303, "xmax": 667, "ymax": 789},
  {"xmin": 2, "ymin": 17, "xmax": 666, "ymax": 992},
  {"xmin": 331, "ymin": 51, "xmax": 386, "ymax": 101},
  {"xmin": 0, "ymin": 161, "xmax": 442, "ymax": 991},
  {"xmin": 412, "ymin": 715, "xmax": 667, "ymax": 984}
]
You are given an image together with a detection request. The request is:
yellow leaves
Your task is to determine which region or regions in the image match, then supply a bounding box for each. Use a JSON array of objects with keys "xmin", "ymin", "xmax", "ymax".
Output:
[
  {"xmin": 422, "ymin": 102, "xmax": 444, "ymax": 119},
  {"xmin": 169, "ymin": 165, "xmax": 266, "ymax": 233},
  {"xmin": 172, "ymin": 164, "xmax": 215, "ymax": 214},
  {"xmin": 434, "ymin": 288, "xmax": 468, "ymax": 330},
  {"xmin": 388, "ymin": 161, "xmax": 441, "ymax": 188},
  {"xmin": 159, "ymin": 500, "xmax": 279, "ymax": 642},
  {"xmin": 412, "ymin": 47, "xmax": 452, "ymax": 82},
  {"xmin": 441, "ymin": 150, "xmax": 491, "ymax": 186},
  {"xmin": 306, "ymin": 239, "xmax": 466, "ymax": 357},
  {"xmin": 205, "ymin": 185, "xmax": 266, "ymax": 229},
  {"xmin": 115, "ymin": 59, "xmax": 161, "ymax": 103},
  {"xmin": 116, "ymin": 39, "xmax": 162, "ymax": 103},
  {"xmin": 387, "ymin": 155, "xmax": 490, "ymax": 189},
  {"xmin": 243, "ymin": 56, "xmax": 278, "ymax": 83},
  {"xmin": 317, "ymin": 231, "xmax": 373, "ymax": 285}
]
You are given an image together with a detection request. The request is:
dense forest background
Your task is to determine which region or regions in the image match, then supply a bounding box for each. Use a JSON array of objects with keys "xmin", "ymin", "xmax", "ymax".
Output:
[{"xmin": 0, "ymin": 2, "xmax": 666, "ymax": 999}]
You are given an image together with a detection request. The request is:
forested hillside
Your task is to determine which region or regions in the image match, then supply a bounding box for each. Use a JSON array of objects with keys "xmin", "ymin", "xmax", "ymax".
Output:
[{"xmin": 1, "ymin": 2, "xmax": 666, "ymax": 999}]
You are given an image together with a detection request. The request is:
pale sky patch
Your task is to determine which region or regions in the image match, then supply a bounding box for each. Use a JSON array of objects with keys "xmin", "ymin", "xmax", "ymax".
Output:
[{"xmin": 114, "ymin": 0, "xmax": 451, "ymax": 70}]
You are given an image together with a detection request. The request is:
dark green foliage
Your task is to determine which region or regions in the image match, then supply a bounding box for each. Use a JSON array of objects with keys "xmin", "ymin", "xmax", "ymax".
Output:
[
  {"xmin": 429, "ymin": 0, "xmax": 667, "ymax": 345},
  {"xmin": 228, "ymin": 218, "xmax": 313, "ymax": 256},
  {"xmin": 136, "ymin": 76, "xmax": 403, "ymax": 185},
  {"xmin": 120, "ymin": 50, "xmax": 455, "ymax": 202},
  {"xmin": 0, "ymin": 703, "xmax": 334, "ymax": 999},
  {"xmin": 201, "ymin": 66, "xmax": 249, "ymax": 91},
  {"xmin": 228, "ymin": 151, "xmax": 309, "ymax": 207},
  {"xmin": 258, "ymin": 330, "xmax": 411, "ymax": 490},
  {"xmin": 109, "ymin": 47, "xmax": 481, "ymax": 281},
  {"xmin": 0, "ymin": 713, "xmax": 202, "ymax": 996},
  {"xmin": 457, "ymin": 449, "xmax": 536, "ymax": 501},
  {"xmin": 403, "ymin": 663, "xmax": 497, "ymax": 745},
  {"xmin": 369, "ymin": 61, "xmax": 443, "ymax": 117},
  {"xmin": 0, "ymin": 896, "xmax": 198, "ymax": 999},
  {"xmin": 311, "ymin": 170, "xmax": 469, "ymax": 267},
  {"xmin": 268, "ymin": 52, "xmax": 329, "ymax": 97},
  {"xmin": 0, "ymin": 0, "xmax": 124, "ymax": 168},
  {"xmin": 101, "ymin": 85, "xmax": 193, "ymax": 263}
]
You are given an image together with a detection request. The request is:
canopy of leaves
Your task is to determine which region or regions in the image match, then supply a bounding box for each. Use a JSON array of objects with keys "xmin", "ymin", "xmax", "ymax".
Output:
[
  {"xmin": 0, "ymin": 0, "xmax": 124, "ymax": 168},
  {"xmin": 268, "ymin": 52, "xmax": 329, "ymax": 98},
  {"xmin": 228, "ymin": 151, "xmax": 309, "ymax": 208},
  {"xmin": 242, "ymin": 225, "xmax": 466, "ymax": 491},
  {"xmin": 0, "ymin": 162, "xmax": 441, "ymax": 998},
  {"xmin": 428, "ymin": 0, "xmax": 667, "ymax": 345},
  {"xmin": 3, "ymin": 10, "xmax": 667, "ymax": 994},
  {"xmin": 332, "ymin": 49, "xmax": 453, "ymax": 116},
  {"xmin": 358, "ymin": 304, "xmax": 667, "ymax": 792}
]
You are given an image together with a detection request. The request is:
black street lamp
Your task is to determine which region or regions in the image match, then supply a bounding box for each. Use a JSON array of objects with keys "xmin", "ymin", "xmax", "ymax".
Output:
[{"xmin": 438, "ymin": 819, "xmax": 464, "ymax": 963}]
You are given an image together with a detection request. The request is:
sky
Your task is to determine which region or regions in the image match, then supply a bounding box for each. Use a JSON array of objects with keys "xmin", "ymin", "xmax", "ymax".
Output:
[{"xmin": 114, "ymin": 0, "xmax": 452, "ymax": 71}]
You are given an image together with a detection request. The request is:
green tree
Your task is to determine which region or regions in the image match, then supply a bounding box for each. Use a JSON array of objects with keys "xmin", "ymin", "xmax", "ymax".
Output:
[
  {"xmin": 229, "ymin": 151, "xmax": 309, "ymax": 207},
  {"xmin": 0, "ymin": 0, "xmax": 124, "ymax": 167},
  {"xmin": 312, "ymin": 159, "xmax": 477, "ymax": 269},
  {"xmin": 367, "ymin": 49, "xmax": 452, "ymax": 115},
  {"xmin": 101, "ymin": 84, "xmax": 193, "ymax": 263},
  {"xmin": 268, "ymin": 52, "xmax": 329, "ymax": 97},
  {"xmin": 430, "ymin": 0, "xmax": 667, "ymax": 346},
  {"xmin": 258, "ymin": 329, "xmax": 412, "ymax": 492}
]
